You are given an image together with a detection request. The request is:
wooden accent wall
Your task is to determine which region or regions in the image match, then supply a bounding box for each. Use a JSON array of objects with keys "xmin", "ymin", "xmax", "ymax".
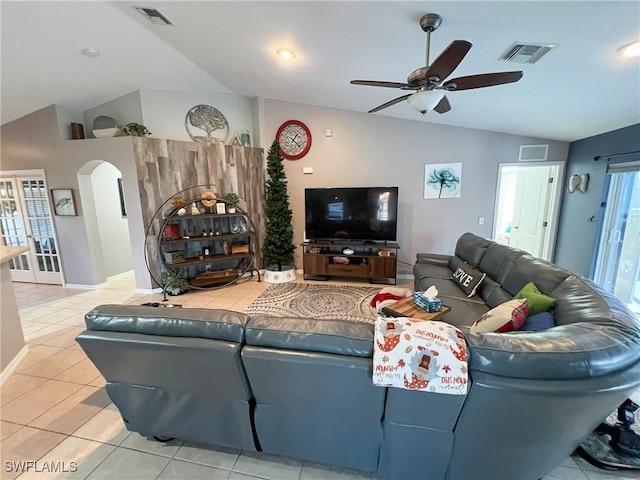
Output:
[{"xmin": 132, "ymin": 138, "xmax": 265, "ymax": 284}]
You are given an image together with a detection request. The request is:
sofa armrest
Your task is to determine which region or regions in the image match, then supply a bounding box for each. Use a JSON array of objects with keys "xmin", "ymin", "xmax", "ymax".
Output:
[
  {"xmin": 466, "ymin": 322, "xmax": 640, "ymax": 380},
  {"xmin": 416, "ymin": 253, "xmax": 452, "ymax": 266}
]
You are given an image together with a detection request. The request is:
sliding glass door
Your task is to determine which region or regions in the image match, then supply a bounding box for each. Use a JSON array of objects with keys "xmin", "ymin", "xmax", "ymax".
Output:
[{"xmin": 593, "ymin": 167, "xmax": 640, "ymax": 315}]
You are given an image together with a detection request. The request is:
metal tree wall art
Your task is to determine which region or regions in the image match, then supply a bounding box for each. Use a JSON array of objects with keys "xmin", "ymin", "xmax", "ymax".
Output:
[
  {"xmin": 424, "ymin": 163, "xmax": 462, "ymax": 199},
  {"xmin": 185, "ymin": 104, "xmax": 229, "ymax": 144}
]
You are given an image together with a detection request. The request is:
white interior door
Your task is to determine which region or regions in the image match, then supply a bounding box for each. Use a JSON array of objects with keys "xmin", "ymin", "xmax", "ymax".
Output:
[
  {"xmin": 510, "ymin": 166, "xmax": 552, "ymax": 257},
  {"xmin": 493, "ymin": 163, "xmax": 562, "ymax": 261},
  {"xmin": 0, "ymin": 175, "xmax": 63, "ymax": 284}
]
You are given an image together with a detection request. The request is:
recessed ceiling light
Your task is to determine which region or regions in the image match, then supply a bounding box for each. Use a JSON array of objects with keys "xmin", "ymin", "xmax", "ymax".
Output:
[
  {"xmin": 620, "ymin": 41, "xmax": 640, "ymax": 57},
  {"xmin": 277, "ymin": 48, "xmax": 295, "ymax": 60},
  {"xmin": 81, "ymin": 48, "xmax": 100, "ymax": 58}
]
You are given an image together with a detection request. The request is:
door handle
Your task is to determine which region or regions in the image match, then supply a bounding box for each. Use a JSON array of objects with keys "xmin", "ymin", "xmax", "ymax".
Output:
[
  {"xmin": 608, "ymin": 230, "xmax": 622, "ymax": 243},
  {"xmin": 612, "ymin": 230, "xmax": 622, "ymax": 243}
]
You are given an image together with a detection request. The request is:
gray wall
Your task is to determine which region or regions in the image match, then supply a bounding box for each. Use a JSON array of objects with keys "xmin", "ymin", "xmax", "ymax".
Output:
[
  {"xmin": 554, "ymin": 123, "xmax": 640, "ymax": 276},
  {"xmin": 1, "ymin": 105, "xmax": 148, "ymax": 288},
  {"xmin": 83, "ymin": 90, "xmax": 143, "ymax": 138},
  {"xmin": 263, "ymin": 99, "xmax": 569, "ymax": 274},
  {"xmin": 3, "ymin": 98, "xmax": 593, "ymax": 288}
]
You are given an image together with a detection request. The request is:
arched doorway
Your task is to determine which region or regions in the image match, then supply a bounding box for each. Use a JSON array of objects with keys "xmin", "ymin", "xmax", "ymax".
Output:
[{"xmin": 77, "ymin": 161, "xmax": 134, "ymax": 284}]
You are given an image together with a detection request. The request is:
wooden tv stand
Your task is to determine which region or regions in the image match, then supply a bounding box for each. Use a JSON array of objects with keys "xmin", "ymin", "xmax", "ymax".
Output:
[{"xmin": 301, "ymin": 241, "xmax": 399, "ymax": 285}]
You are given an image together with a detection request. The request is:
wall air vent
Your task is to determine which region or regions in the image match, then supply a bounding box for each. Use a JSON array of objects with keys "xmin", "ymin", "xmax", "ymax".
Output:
[
  {"xmin": 134, "ymin": 7, "xmax": 174, "ymax": 26},
  {"xmin": 519, "ymin": 145, "xmax": 549, "ymax": 162},
  {"xmin": 500, "ymin": 43, "xmax": 556, "ymax": 64}
]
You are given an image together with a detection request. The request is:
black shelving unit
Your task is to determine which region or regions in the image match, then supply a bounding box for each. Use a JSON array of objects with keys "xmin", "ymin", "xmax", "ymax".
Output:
[{"xmin": 159, "ymin": 199, "xmax": 260, "ymax": 289}]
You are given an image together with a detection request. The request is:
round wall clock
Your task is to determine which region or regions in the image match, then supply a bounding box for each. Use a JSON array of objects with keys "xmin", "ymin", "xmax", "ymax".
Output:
[{"xmin": 276, "ymin": 120, "xmax": 312, "ymax": 160}]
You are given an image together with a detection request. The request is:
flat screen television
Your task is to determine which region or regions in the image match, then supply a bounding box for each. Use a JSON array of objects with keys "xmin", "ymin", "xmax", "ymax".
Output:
[{"xmin": 304, "ymin": 187, "xmax": 399, "ymax": 242}]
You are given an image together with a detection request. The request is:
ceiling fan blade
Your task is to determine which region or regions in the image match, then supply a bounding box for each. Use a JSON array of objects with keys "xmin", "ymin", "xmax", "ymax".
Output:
[
  {"xmin": 351, "ymin": 80, "xmax": 410, "ymax": 89},
  {"xmin": 433, "ymin": 95, "xmax": 451, "ymax": 114},
  {"xmin": 443, "ymin": 71, "xmax": 523, "ymax": 91},
  {"xmin": 368, "ymin": 94, "xmax": 412, "ymax": 113},
  {"xmin": 424, "ymin": 40, "xmax": 472, "ymax": 82}
]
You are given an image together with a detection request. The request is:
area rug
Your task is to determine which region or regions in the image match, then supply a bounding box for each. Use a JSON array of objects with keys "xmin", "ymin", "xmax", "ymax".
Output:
[{"xmin": 244, "ymin": 283, "xmax": 380, "ymax": 323}]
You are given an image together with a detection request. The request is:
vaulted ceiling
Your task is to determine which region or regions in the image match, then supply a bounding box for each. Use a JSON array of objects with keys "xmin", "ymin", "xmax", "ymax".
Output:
[{"xmin": 2, "ymin": 1, "xmax": 639, "ymax": 142}]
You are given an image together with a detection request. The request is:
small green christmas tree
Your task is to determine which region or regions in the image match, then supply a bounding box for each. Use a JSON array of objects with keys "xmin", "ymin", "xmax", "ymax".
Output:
[{"xmin": 263, "ymin": 140, "xmax": 295, "ymax": 270}]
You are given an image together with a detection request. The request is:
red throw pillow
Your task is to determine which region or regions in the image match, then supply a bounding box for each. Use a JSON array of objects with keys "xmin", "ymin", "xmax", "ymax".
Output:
[{"xmin": 470, "ymin": 299, "xmax": 528, "ymax": 333}]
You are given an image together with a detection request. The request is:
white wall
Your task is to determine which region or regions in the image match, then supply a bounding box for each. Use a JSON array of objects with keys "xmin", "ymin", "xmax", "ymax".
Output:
[
  {"xmin": 263, "ymin": 99, "xmax": 570, "ymax": 274},
  {"xmin": 1, "ymin": 98, "xmax": 571, "ymax": 288},
  {"xmin": 139, "ymin": 90, "xmax": 255, "ymax": 143},
  {"xmin": 89, "ymin": 162, "xmax": 133, "ymax": 278}
]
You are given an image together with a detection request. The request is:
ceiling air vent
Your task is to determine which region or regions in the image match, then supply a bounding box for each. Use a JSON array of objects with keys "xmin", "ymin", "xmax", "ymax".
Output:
[
  {"xmin": 500, "ymin": 43, "xmax": 555, "ymax": 64},
  {"xmin": 519, "ymin": 145, "xmax": 549, "ymax": 162},
  {"xmin": 134, "ymin": 7, "xmax": 174, "ymax": 26}
]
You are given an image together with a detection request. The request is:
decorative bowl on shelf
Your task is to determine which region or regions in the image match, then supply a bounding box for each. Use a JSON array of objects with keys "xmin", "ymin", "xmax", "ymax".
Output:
[{"xmin": 92, "ymin": 115, "xmax": 119, "ymax": 138}]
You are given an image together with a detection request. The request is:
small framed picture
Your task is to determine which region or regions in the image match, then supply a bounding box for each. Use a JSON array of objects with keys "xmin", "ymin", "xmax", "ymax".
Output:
[
  {"xmin": 216, "ymin": 203, "xmax": 226, "ymax": 214},
  {"xmin": 117, "ymin": 178, "xmax": 127, "ymax": 217},
  {"xmin": 51, "ymin": 189, "xmax": 77, "ymax": 216}
]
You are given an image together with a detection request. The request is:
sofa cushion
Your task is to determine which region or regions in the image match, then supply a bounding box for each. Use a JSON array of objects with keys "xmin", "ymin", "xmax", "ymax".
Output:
[
  {"xmin": 470, "ymin": 299, "xmax": 528, "ymax": 333},
  {"xmin": 478, "ymin": 243, "xmax": 526, "ymax": 286},
  {"xmin": 245, "ymin": 317, "xmax": 374, "ymax": 357},
  {"xmin": 454, "ymin": 232, "xmax": 492, "ymax": 267},
  {"xmin": 84, "ymin": 304, "xmax": 249, "ymax": 342},
  {"xmin": 437, "ymin": 298, "xmax": 491, "ymax": 331},
  {"xmin": 416, "ymin": 277, "xmax": 474, "ymax": 301},
  {"xmin": 502, "ymin": 255, "xmax": 571, "ymax": 297},
  {"xmin": 451, "ymin": 263, "xmax": 486, "ymax": 297},
  {"xmin": 414, "ymin": 260, "xmax": 453, "ymax": 293},
  {"xmin": 515, "ymin": 281, "xmax": 555, "ymax": 316},
  {"xmin": 477, "ymin": 277, "xmax": 513, "ymax": 308},
  {"xmin": 521, "ymin": 311, "xmax": 556, "ymax": 331}
]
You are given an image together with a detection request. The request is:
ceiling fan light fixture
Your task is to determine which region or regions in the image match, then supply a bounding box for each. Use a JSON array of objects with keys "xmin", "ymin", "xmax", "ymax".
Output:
[
  {"xmin": 407, "ymin": 90, "xmax": 444, "ymax": 114},
  {"xmin": 620, "ymin": 41, "xmax": 640, "ymax": 57},
  {"xmin": 277, "ymin": 48, "xmax": 295, "ymax": 60}
]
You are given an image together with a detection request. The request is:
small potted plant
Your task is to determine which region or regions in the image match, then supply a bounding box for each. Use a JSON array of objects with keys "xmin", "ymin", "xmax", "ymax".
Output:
[
  {"xmin": 162, "ymin": 270, "xmax": 189, "ymax": 296},
  {"xmin": 222, "ymin": 192, "xmax": 240, "ymax": 213},
  {"xmin": 120, "ymin": 122, "xmax": 152, "ymax": 137}
]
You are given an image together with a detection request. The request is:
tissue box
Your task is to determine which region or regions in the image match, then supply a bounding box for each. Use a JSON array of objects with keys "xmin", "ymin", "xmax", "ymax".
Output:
[{"xmin": 413, "ymin": 292, "xmax": 443, "ymax": 313}]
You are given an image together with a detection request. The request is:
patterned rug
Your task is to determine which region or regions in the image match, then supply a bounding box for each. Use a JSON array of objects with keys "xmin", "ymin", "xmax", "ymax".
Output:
[{"xmin": 244, "ymin": 283, "xmax": 380, "ymax": 323}]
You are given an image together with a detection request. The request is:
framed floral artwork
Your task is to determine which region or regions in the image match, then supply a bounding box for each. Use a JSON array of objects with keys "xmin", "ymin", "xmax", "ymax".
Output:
[{"xmin": 424, "ymin": 163, "xmax": 462, "ymax": 199}]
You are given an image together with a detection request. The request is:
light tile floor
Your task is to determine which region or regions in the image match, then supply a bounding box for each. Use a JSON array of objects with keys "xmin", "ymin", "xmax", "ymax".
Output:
[{"xmin": 1, "ymin": 272, "xmax": 639, "ymax": 480}]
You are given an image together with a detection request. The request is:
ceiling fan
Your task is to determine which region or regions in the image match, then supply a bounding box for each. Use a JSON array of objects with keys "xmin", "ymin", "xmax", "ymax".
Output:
[{"xmin": 350, "ymin": 13, "xmax": 523, "ymax": 115}]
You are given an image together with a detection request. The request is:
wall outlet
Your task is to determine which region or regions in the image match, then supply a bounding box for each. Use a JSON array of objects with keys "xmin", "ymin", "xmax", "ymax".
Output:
[
  {"xmin": 303, "ymin": 167, "xmax": 313, "ymax": 174},
  {"xmin": 479, "ymin": 217, "xmax": 485, "ymax": 225}
]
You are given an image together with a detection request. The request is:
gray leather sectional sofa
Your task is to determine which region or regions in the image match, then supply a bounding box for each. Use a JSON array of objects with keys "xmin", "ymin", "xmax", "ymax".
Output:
[{"xmin": 77, "ymin": 232, "xmax": 640, "ymax": 480}]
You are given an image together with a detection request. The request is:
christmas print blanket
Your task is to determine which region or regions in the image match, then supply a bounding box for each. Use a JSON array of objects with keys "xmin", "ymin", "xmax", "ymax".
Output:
[{"xmin": 373, "ymin": 316, "xmax": 468, "ymax": 395}]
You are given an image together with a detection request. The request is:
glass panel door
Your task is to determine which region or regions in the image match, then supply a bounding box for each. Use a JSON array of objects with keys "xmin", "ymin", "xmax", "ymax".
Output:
[
  {"xmin": 0, "ymin": 175, "xmax": 63, "ymax": 284},
  {"xmin": 593, "ymin": 171, "xmax": 640, "ymax": 316},
  {"xmin": 0, "ymin": 179, "xmax": 33, "ymax": 281},
  {"xmin": 21, "ymin": 179, "xmax": 62, "ymax": 282}
]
